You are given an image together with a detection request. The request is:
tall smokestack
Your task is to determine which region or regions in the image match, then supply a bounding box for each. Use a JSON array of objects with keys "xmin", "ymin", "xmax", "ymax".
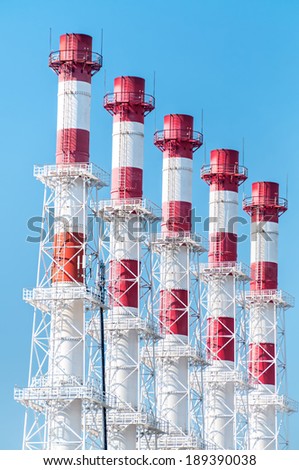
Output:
[
  {"xmin": 15, "ymin": 33, "xmax": 107, "ymax": 450},
  {"xmin": 243, "ymin": 182, "xmax": 288, "ymax": 449},
  {"xmin": 154, "ymin": 114, "xmax": 202, "ymax": 445},
  {"xmin": 47, "ymin": 33, "xmax": 102, "ymax": 450},
  {"xmin": 201, "ymin": 149, "xmax": 247, "ymax": 449},
  {"xmin": 54, "ymin": 34, "xmax": 100, "ymax": 164},
  {"xmin": 103, "ymin": 76, "xmax": 154, "ymax": 449}
]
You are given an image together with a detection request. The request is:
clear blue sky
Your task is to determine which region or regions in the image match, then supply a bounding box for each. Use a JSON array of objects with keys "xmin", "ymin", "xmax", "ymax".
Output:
[{"xmin": 0, "ymin": 0, "xmax": 298, "ymax": 449}]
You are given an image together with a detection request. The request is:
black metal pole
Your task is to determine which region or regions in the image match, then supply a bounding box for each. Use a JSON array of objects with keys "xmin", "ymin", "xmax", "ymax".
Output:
[
  {"xmin": 98, "ymin": 261, "xmax": 107, "ymax": 450},
  {"xmin": 100, "ymin": 306, "xmax": 107, "ymax": 449}
]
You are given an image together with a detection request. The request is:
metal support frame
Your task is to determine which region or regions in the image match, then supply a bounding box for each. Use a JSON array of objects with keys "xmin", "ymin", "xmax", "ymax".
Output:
[
  {"xmin": 245, "ymin": 290, "xmax": 297, "ymax": 449},
  {"xmin": 199, "ymin": 262, "xmax": 250, "ymax": 449},
  {"xmin": 96, "ymin": 199, "xmax": 164, "ymax": 449},
  {"xmin": 149, "ymin": 234, "xmax": 207, "ymax": 449},
  {"xmin": 15, "ymin": 165, "xmax": 109, "ymax": 449}
]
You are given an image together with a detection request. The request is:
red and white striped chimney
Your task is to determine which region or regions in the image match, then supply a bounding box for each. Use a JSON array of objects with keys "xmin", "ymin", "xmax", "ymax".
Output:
[
  {"xmin": 54, "ymin": 33, "xmax": 98, "ymax": 165},
  {"xmin": 201, "ymin": 149, "xmax": 247, "ymax": 449},
  {"xmin": 154, "ymin": 114, "xmax": 202, "ymax": 434},
  {"xmin": 243, "ymin": 182, "xmax": 287, "ymax": 449},
  {"xmin": 48, "ymin": 33, "xmax": 101, "ymax": 449},
  {"xmin": 51, "ymin": 34, "xmax": 101, "ymax": 284},
  {"xmin": 104, "ymin": 76, "xmax": 154, "ymax": 449}
]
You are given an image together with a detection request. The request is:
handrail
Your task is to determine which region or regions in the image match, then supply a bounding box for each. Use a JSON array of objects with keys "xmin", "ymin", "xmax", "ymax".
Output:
[
  {"xmin": 151, "ymin": 231, "xmax": 208, "ymax": 244},
  {"xmin": 23, "ymin": 286, "xmax": 104, "ymax": 304},
  {"xmin": 154, "ymin": 129, "xmax": 203, "ymax": 146},
  {"xmin": 201, "ymin": 163, "xmax": 248, "ymax": 178},
  {"xmin": 245, "ymin": 289, "xmax": 294, "ymax": 307},
  {"xmin": 49, "ymin": 50, "xmax": 102, "ymax": 67},
  {"xmin": 34, "ymin": 163, "xmax": 110, "ymax": 185},
  {"xmin": 97, "ymin": 198, "xmax": 161, "ymax": 219},
  {"xmin": 199, "ymin": 261, "xmax": 250, "ymax": 277},
  {"xmin": 104, "ymin": 92, "xmax": 155, "ymax": 112},
  {"xmin": 243, "ymin": 196, "xmax": 288, "ymax": 210}
]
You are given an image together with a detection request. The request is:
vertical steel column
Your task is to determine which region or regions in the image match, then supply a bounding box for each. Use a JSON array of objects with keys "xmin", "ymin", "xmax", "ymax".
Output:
[
  {"xmin": 47, "ymin": 34, "xmax": 101, "ymax": 449},
  {"xmin": 201, "ymin": 149, "xmax": 247, "ymax": 449},
  {"xmin": 154, "ymin": 115, "xmax": 202, "ymax": 441},
  {"xmin": 244, "ymin": 182, "xmax": 287, "ymax": 449},
  {"xmin": 103, "ymin": 77, "xmax": 154, "ymax": 449}
]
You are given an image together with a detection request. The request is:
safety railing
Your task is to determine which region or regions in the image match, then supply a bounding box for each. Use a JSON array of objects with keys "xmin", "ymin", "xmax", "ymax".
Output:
[
  {"xmin": 104, "ymin": 92, "xmax": 155, "ymax": 115},
  {"xmin": 248, "ymin": 393, "xmax": 298, "ymax": 412},
  {"xmin": 154, "ymin": 129, "xmax": 203, "ymax": 150},
  {"xmin": 157, "ymin": 434, "xmax": 204, "ymax": 449},
  {"xmin": 107, "ymin": 411, "xmax": 168, "ymax": 432},
  {"xmin": 49, "ymin": 50, "xmax": 102, "ymax": 74},
  {"xmin": 14, "ymin": 383, "xmax": 115, "ymax": 408},
  {"xmin": 203, "ymin": 370, "xmax": 247, "ymax": 385},
  {"xmin": 199, "ymin": 261, "xmax": 250, "ymax": 279},
  {"xmin": 243, "ymin": 196, "xmax": 288, "ymax": 212},
  {"xmin": 23, "ymin": 286, "xmax": 103, "ymax": 302},
  {"xmin": 245, "ymin": 289, "xmax": 294, "ymax": 308},
  {"xmin": 201, "ymin": 163, "xmax": 248, "ymax": 180},
  {"xmin": 154, "ymin": 344, "xmax": 205, "ymax": 362},
  {"xmin": 34, "ymin": 163, "xmax": 109, "ymax": 187},
  {"xmin": 105, "ymin": 317, "xmax": 159, "ymax": 334},
  {"xmin": 151, "ymin": 231, "xmax": 208, "ymax": 251},
  {"xmin": 96, "ymin": 198, "xmax": 161, "ymax": 219}
]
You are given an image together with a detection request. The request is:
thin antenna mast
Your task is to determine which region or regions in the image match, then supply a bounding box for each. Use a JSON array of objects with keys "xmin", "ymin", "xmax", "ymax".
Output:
[
  {"xmin": 49, "ymin": 27, "xmax": 52, "ymax": 52},
  {"xmin": 153, "ymin": 71, "xmax": 156, "ymax": 131},
  {"xmin": 101, "ymin": 28, "xmax": 104, "ymax": 59},
  {"xmin": 202, "ymin": 109, "xmax": 206, "ymax": 163}
]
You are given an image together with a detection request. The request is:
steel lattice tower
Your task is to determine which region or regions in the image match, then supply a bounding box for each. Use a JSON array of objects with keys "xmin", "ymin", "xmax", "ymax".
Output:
[
  {"xmin": 243, "ymin": 182, "xmax": 297, "ymax": 449},
  {"xmin": 153, "ymin": 114, "xmax": 206, "ymax": 449},
  {"xmin": 97, "ymin": 76, "xmax": 165, "ymax": 450},
  {"xmin": 200, "ymin": 149, "xmax": 249, "ymax": 449},
  {"xmin": 15, "ymin": 33, "xmax": 110, "ymax": 449}
]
